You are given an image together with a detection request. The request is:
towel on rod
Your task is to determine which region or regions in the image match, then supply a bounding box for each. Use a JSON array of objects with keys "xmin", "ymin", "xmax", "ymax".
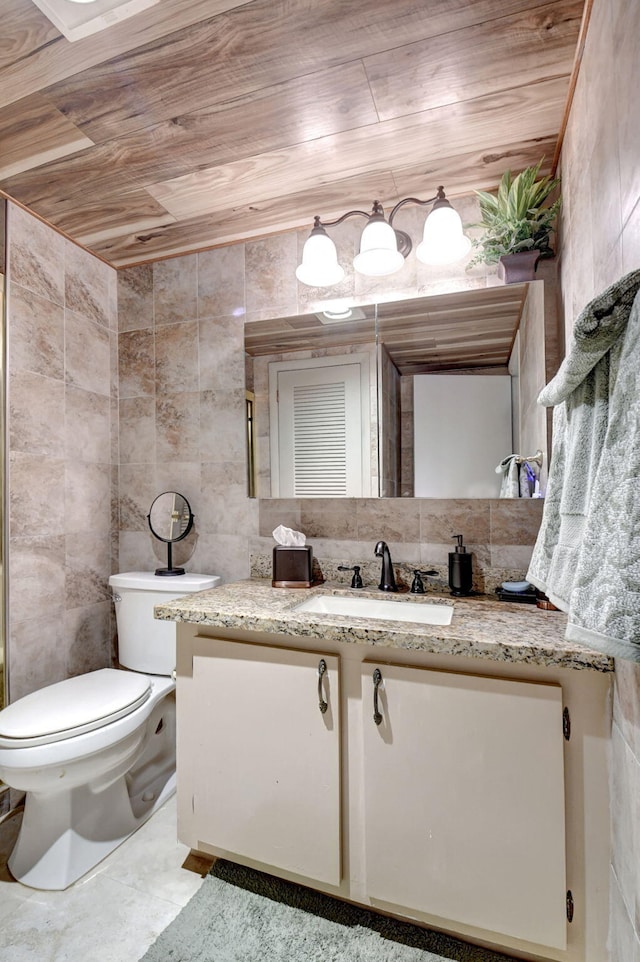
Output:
[
  {"xmin": 495, "ymin": 455, "xmax": 540, "ymax": 498},
  {"xmin": 527, "ymin": 268, "xmax": 640, "ymax": 660}
]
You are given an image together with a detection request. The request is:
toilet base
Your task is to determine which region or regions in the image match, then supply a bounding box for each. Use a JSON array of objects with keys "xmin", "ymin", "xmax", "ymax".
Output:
[
  {"xmin": 9, "ymin": 769, "xmax": 176, "ymax": 890},
  {"xmin": 8, "ymin": 690, "xmax": 177, "ymax": 890}
]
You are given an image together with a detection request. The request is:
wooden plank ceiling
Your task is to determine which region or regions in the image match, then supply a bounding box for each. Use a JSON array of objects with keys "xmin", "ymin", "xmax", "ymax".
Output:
[{"xmin": 0, "ymin": 0, "xmax": 585, "ymax": 268}]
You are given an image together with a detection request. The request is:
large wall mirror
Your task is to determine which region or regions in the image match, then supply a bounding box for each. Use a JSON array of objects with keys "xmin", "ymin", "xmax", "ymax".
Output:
[{"xmin": 245, "ymin": 281, "xmax": 551, "ymax": 501}]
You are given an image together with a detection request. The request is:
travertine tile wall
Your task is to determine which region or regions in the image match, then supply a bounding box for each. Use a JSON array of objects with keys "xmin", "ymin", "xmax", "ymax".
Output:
[
  {"xmin": 254, "ymin": 498, "xmax": 543, "ymax": 591},
  {"xmin": 117, "ymin": 249, "xmax": 258, "ymax": 585},
  {"xmin": 6, "ymin": 203, "xmax": 118, "ymax": 701},
  {"xmin": 558, "ymin": 0, "xmax": 640, "ymax": 956},
  {"xmin": 118, "ymin": 194, "xmax": 547, "ymax": 589},
  {"xmin": 256, "ymin": 495, "xmax": 544, "ymax": 587}
]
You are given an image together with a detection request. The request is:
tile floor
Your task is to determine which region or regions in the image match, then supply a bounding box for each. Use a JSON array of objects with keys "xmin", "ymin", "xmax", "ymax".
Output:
[{"xmin": 0, "ymin": 795, "xmax": 206, "ymax": 961}]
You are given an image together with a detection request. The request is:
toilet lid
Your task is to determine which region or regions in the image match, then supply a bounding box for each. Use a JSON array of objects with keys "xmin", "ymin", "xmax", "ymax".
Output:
[{"xmin": 0, "ymin": 669, "xmax": 151, "ymax": 745}]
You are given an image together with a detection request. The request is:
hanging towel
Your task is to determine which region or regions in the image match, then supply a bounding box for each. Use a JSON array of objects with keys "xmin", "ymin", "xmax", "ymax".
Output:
[
  {"xmin": 495, "ymin": 455, "xmax": 520, "ymax": 498},
  {"xmin": 527, "ymin": 268, "xmax": 640, "ymax": 660}
]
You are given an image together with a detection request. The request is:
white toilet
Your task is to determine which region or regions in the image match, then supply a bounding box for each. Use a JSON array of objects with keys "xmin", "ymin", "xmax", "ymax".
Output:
[{"xmin": 0, "ymin": 571, "xmax": 219, "ymax": 890}]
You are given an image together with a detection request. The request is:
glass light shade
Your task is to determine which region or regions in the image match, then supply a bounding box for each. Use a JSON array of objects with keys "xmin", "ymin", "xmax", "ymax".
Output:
[
  {"xmin": 416, "ymin": 205, "xmax": 471, "ymax": 265},
  {"xmin": 295, "ymin": 232, "xmax": 345, "ymax": 287},
  {"xmin": 353, "ymin": 217, "xmax": 404, "ymax": 277}
]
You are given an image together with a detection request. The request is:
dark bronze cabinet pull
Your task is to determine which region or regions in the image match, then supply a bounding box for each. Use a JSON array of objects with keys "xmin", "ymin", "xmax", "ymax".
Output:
[
  {"xmin": 318, "ymin": 659, "xmax": 328, "ymax": 713},
  {"xmin": 373, "ymin": 668, "xmax": 383, "ymax": 725}
]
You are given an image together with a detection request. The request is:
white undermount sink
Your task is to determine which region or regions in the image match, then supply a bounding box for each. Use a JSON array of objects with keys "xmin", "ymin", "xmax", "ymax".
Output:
[{"xmin": 292, "ymin": 594, "xmax": 453, "ymax": 626}]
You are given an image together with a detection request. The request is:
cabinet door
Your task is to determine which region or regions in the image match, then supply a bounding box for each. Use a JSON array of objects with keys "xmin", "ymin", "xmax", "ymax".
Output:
[
  {"xmin": 362, "ymin": 662, "xmax": 566, "ymax": 950},
  {"xmin": 187, "ymin": 637, "xmax": 341, "ymax": 885}
]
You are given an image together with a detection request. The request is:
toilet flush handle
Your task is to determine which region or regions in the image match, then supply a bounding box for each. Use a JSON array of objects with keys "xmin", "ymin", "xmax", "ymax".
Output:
[
  {"xmin": 112, "ymin": 592, "xmax": 122, "ymax": 603},
  {"xmin": 171, "ymin": 668, "xmax": 177, "ymax": 681}
]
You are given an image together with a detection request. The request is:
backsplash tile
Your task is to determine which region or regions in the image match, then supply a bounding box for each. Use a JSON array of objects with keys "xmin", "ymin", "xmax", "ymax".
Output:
[
  {"xmin": 300, "ymin": 500, "xmax": 359, "ymax": 541},
  {"xmin": 489, "ymin": 498, "xmax": 545, "ymax": 545},
  {"xmin": 419, "ymin": 499, "xmax": 491, "ymax": 545},
  {"xmin": 357, "ymin": 498, "xmax": 419, "ymax": 543},
  {"xmin": 259, "ymin": 497, "xmax": 542, "ymax": 593}
]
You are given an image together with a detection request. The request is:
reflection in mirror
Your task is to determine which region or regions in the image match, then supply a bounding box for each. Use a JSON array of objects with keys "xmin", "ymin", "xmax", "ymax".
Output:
[
  {"xmin": 245, "ymin": 303, "xmax": 377, "ymax": 498},
  {"xmin": 245, "ymin": 283, "xmax": 550, "ymax": 499},
  {"xmin": 148, "ymin": 491, "xmax": 194, "ymax": 576}
]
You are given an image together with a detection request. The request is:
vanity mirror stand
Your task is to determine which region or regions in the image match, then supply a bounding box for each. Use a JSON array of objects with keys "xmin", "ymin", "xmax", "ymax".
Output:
[{"xmin": 147, "ymin": 491, "xmax": 194, "ymax": 576}]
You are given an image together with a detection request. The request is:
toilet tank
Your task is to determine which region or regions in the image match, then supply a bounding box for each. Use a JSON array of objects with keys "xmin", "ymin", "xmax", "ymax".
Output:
[{"xmin": 109, "ymin": 572, "xmax": 221, "ymax": 674}]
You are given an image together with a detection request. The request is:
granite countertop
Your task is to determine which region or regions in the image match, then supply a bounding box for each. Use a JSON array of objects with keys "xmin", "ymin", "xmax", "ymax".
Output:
[{"xmin": 155, "ymin": 578, "xmax": 613, "ymax": 673}]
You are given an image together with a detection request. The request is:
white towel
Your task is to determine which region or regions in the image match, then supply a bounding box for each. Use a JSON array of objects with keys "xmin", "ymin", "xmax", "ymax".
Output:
[
  {"xmin": 527, "ymin": 269, "xmax": 640, "ymax": 660},
  {"xmin": 495, "ymin": 455, "xmax": 520, "ymax": 498}
]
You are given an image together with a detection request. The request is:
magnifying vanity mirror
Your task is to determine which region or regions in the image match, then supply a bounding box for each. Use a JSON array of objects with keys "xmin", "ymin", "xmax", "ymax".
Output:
[
  {"xmin": 245, "ymin": 279, "xmax": 555, "ymax": 500},
  {"xmin": 147, "ymin": 491, "xmax": 194, "ymax": 576}
]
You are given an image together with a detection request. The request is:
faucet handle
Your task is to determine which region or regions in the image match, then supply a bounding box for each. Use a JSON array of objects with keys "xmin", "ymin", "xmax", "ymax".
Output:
[
  {"xmin": 410, "ymin": 569, "xmax": 439, "ymax": 594},
  {"xmin": 338, "ymin": 565, "xmax": 364, "ymax": 589}
]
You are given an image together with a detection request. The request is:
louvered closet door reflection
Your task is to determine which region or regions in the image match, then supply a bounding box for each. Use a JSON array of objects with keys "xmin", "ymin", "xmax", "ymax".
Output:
[{"xmin": 277, "ymin": 362, "xmax": 364, "ymax": 496}]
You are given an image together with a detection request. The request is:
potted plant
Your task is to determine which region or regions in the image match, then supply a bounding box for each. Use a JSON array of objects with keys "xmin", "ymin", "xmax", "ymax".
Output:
[{"xmin": 468, "ymin": 161, "xmax": 561, "ymax": 283}]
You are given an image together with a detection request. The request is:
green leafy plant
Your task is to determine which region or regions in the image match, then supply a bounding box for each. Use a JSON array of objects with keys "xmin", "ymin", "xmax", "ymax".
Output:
[{"xmin": 468, "ymin": 161, "xmax": 561, "ymax": 268}]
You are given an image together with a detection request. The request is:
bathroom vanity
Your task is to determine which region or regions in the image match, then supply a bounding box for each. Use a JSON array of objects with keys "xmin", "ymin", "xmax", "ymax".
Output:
[{"xmin": 156, "ymin": 581, "xmax": 612, "ymax": 962}]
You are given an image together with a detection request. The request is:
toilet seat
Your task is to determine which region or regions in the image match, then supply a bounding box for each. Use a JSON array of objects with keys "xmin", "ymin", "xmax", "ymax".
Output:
[{"xmin": 0, "ymin": 669, "xmax": 151, "ymax": 749}]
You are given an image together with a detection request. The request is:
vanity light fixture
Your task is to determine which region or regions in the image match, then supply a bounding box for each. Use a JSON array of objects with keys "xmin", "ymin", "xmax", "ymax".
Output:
[{"xmin": 295, "ymin": 187, "xmax": 471, "ymax": 287}]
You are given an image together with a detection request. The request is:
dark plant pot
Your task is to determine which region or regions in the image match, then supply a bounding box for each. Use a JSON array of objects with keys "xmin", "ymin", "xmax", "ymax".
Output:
[{"xmin": 497, "ymin": 251, "xmax": 541, "ymax": 284}]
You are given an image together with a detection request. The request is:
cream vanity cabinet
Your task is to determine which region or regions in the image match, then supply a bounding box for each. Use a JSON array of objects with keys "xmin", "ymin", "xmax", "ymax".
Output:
[
  {"xmin": 361, "ymin": 660, "xmax": 566, "ymax": 950},
  {"xmin": 176, "ymin": 623, "xmax": 610, "ymax": 962},
  {"xmin": 177, "ymin": 634, "xmax": 341, "ymax": 886}
]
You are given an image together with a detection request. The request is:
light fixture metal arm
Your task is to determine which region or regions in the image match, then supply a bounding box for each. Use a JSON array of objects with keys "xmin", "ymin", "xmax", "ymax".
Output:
[
  {"xmin": 388, "ymin": 187, "xmax": 446, "ymax": 226},
  {"xmin": 313, "ymin": 205, "xmax": 380, "ymax": 230}
]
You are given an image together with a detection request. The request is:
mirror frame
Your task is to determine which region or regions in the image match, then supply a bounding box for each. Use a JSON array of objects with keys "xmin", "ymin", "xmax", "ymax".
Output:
[{"xmin": 147, "ymin": 491, "xmax": 194, "ymax": 577}]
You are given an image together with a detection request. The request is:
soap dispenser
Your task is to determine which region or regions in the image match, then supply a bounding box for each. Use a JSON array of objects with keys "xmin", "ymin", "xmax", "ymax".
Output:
[{"xmin": 448, "ymin": 534, "xmax": 473, "ymax": 596}]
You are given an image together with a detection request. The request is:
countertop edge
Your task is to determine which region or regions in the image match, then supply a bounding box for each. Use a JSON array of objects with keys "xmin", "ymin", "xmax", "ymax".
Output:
[{"xmin": 155, "ymin": 580, "xmax": 614, "ymax": 674}]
